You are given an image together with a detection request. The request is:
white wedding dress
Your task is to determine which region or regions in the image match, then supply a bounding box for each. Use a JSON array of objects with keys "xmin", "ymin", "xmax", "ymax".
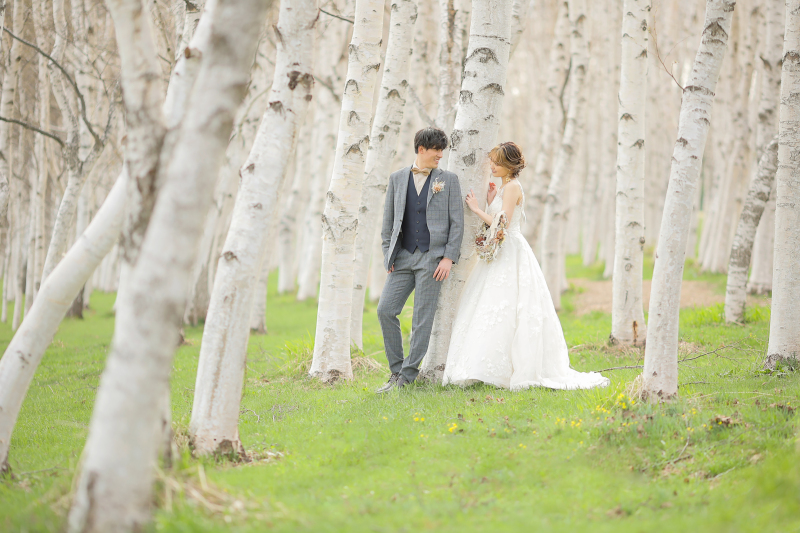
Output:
[{"xmin": 442, "ymin": 184, "xmax": 610, "ymax": 391}]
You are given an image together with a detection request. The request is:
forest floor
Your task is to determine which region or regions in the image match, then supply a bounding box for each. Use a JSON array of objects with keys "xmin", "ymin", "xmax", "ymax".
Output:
[{"xmin": 1, "ymin": 256, "xmax": 798, "ymax": 532}]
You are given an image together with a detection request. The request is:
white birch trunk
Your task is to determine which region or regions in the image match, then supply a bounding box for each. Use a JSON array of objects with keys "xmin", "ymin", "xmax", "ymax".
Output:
[
  {"xmin": 350, "ymin": 0, "xmax": 418, "ymax": 349},
  {"xmin": 368, "ymin": 232, "xmax": 386, "ymax": 300},
  {"xmin": 67, "ymin": 0, "xmax": 269, "ymax": 530},
  {"xmin": 540, "ymin": 0, "xmax": 590, "ymax": 310},
  {"xmin": 310, "ymin": 0, "xmax": 385, "ymax": 381},
  {"xmin": 277, "ymin": 115, "xmax": 313, "ymax": 295},
  {"xmin": 0, "ymin": 174, "xmax": 126, "ymax": 475},
  {"xmin": 189, "ymin": 0, "xmax": 317, "ymax": 456},
  {"xmin": 418, "ymin": 0, "xmax": 513, "ymax": 381},
  {"xmin": 295, "ymin": 13, "xmax": 350, "ymax": 301},
  {"xmin": 765, "ymin": 0, "xmax": 800, "ymax": 368},
  {"xmin": 747, "ymin": 191, "xmax": 775, "ymax": 293},
  {"xmin": 436, "ymin": 0, "xmax": 469, "ymax": 136},
  {"xmin": 524, "ymin": 0, "xmax": 569, "ymax": 246},
  {"xmin": 642, "ymin": 0, "xmax": 735, "ymax": 399},
  {"xmin": 0, "ymin": 0, "xmax": 24, "ymax": 228},
  {"xmin": 610, "ymin": 0, "xmax": 649, "ymax": 346},
  {"xmin": 725, "ymin": 137, "xmax": 778, "ymax": 322}
]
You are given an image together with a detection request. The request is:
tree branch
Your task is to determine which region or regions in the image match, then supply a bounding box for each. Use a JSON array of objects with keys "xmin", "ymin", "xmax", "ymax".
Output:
[
  {"xmin": 2, "ymin": 26, "xmax": 101, "ymax": 146},
  {"xmin": 407, "ymin": 86, "xmax": 436, "ymax": 128},
  {"xmin": 0, "ymin": 116, "xmax": 65, "ymax": 147},
  {"xmin": 313, "ymin": 75, "xmax": 341, "ymax": 104},
  {"xmin": 320, "ymin": 8, "xmax": 353, "ymax": 24}
]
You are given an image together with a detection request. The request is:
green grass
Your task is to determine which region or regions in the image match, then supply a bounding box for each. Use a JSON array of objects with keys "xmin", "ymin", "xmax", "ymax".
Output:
[{"xmin": 1, "ymin": 259, "xmax": 798, "ymax": 533}]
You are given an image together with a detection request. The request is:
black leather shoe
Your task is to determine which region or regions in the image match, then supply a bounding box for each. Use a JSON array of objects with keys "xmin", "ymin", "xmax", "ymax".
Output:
[{"xmin": 375, "ymin": 372, "xmax": 400, "ymax": 394}]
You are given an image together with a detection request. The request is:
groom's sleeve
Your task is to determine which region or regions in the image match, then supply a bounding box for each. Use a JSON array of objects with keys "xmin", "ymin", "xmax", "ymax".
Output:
[
  {"xmin": 381, "ymin": 174, "xmax": 394, "ymax": 261},
  {"xmin": 444, "ymin": 174, "xmax": 464, "ymax": 264}
]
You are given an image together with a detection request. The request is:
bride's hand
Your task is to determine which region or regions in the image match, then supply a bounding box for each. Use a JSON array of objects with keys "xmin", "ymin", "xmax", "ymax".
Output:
[
  {"xmin": 487, "ymin": 181, "xmax": 498, "ymax": 204},
  {"xmin": 465, "ymin": 189, "xmax": 480, "ymax": 213}
]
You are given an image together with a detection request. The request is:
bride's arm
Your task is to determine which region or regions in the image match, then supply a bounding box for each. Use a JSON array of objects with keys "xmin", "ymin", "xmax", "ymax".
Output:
[{"xmin": 465, "ymin": 189, "xmax": 494, "ymax": 225}]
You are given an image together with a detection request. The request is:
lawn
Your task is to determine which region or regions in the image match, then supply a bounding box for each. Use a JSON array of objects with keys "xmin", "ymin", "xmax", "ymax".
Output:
[{"xmin": 1, "ymin": 258, "xmax": 798, "ymax": 533}]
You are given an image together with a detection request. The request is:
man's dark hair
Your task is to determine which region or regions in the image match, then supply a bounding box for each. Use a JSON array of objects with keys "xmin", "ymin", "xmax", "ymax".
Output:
[{"xmin": 414, "ymin": 127, "xmax": 449, "ymax": 153}]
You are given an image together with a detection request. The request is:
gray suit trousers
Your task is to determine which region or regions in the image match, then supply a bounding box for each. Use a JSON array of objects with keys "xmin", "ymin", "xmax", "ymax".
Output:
[{"xmin": 377, "ymin": 248, "xmax": 441, "ymax": 382}]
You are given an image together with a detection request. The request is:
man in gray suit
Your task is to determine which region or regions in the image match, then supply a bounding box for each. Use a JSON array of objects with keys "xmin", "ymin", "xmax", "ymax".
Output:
[{"xmin": 376, "ymin": 128, "xmax": 464, "ymax": 393}]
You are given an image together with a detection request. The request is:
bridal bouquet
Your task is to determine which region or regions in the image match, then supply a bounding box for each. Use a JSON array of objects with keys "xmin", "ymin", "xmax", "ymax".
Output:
[{"xmin": 475, "ymin": 211, "xmax": 508, "ymax": 262}]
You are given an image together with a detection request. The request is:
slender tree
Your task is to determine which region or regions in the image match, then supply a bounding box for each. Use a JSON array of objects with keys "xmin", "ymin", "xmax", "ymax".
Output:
[
  {"xmin": 610, "ymin": 0, "xmax": 649, "ymax": 345},
  {"xmin": 310, "ymin": 0, "xmax": 385, "ymax": 380},
  {"xmin": 765, "ymin": 0, "xmax": 800, "ymax": 368},
  {"xmin": 350, "ymin": 0, "xmax": 418, "ymax": 349},
  {"xmin": 418, "ymin": 0, "xmax": 513, "ymax": 381},
  {"xmin": 0, "ymin": 173, "xmax": 126, "ymax": 475},
  {"xmin": 190, "ymin": 0, "xmax": 317, "ymax": 456},
  {"xmin": 540, "ymin": 0, "xmax": 591, "ymax": 309},
  {"xmin": 725, "ymin": 0, "xmax": 784, "ymax": 322},
  {"xmin": 642, "ymin": 0, "xmax": 735, "ymax": 399},
  {"xmin": 524, "ymin": 0, "xmax": 569, "ymax": 245}
]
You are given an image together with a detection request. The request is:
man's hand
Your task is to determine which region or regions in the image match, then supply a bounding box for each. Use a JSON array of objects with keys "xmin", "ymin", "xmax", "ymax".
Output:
[
  {"xmin": 434, "ymin": 257, "xmax": 453, "ymax": 281},
  {"xmin": 387, "ymin": 264, "xmax": 394, "ymax": 274}
]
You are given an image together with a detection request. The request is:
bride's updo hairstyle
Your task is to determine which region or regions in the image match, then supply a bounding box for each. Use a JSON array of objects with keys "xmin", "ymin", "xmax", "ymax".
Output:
[{"xmin": 489, "ymin": 142, "xmax": 526, "ymax": 178}]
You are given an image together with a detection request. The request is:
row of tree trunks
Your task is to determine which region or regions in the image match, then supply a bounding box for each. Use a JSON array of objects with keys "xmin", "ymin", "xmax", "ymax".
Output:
[{"xmin": 67, "ymin": 0, "xmax": 274, "ymax": 529}]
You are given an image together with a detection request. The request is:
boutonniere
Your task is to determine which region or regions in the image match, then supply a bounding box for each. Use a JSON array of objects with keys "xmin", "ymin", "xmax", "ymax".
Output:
[{"xmin": 431, "ymin": 178, "xmax": 445, "ymax": 194}]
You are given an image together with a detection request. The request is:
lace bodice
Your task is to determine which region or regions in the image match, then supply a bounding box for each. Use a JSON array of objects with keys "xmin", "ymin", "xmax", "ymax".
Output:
[{"xmin": 487, "ymin": 183, "xmax": 525, "ymax": 231}]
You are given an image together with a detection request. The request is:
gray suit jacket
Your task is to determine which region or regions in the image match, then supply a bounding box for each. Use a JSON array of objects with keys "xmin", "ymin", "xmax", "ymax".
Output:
[{"xmin": 381, "ymin": 166, "xmax": 464, "ymax": 271}]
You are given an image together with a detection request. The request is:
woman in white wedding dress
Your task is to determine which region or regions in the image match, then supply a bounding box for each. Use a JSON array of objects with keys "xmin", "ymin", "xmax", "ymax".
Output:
[{"xmin": 442, "ymin": 142, "xmax": 609, "ymax": 391}]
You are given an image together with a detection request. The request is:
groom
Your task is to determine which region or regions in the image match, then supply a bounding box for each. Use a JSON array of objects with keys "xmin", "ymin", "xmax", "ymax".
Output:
[{"xmin": 375, "ymin": 127, "xmax": 464, "ymax": 393}]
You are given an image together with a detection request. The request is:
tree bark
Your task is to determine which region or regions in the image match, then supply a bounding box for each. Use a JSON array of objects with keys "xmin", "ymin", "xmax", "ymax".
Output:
[
  {"xmin": 610, "ymin": 0, "xmax": 649, "ymax": 346},
  {"xmin": 725, "ymin": 137, "xmax": 778, "ymax": 322},
  {"xmin": 310, "ymin": 0, "xmax": 385, "ymax": 381},
  {"xmin": 67, "ymin": 0, "xmax": 271, "ymax": 530},
  {"xmin": 540, "ymin": 0, "xmax": 591, "ymax": 310},
  {"xmin": 523, "ymin": 0, "xmax": 569, "ymax": 246},
  {"xmin": 642, "ymin": 0, "xmax": 735, "ymax": 400},
  {"xmin": 0, "ymin": 0, "xmax": 24, "ymax": 230},
  {"xmin": 189, "ymin": 0, "xmax": 316, "ymax": 456},
  {"xmin": 0, "ymin": 173, "xmax": 126, "ymax": 475},
  {"xmin": 350, "ymin": 0, "xmax": 418, "ymax": 349},
  {"xmin": 765, "ymin": 0, "xmax": 800, "ymax": 368},
  {"xmin": 418, "ymin": 0, "xmax": 513, "ymax": 382}
]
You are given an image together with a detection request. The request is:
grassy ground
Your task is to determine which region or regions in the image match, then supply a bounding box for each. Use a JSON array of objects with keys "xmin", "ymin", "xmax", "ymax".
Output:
[{"xmin": 1, "ymin": 258, "xmax": 798, "ymax": 532}]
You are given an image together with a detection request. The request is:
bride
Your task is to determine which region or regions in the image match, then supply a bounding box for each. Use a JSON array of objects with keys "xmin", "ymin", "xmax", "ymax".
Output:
[{"xmin": 442, "ymin": 142, "xmax": 609, "ymax": 391}]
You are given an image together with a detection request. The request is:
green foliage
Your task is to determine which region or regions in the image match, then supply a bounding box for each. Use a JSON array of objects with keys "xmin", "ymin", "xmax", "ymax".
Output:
[{"xmin": 1, "ymin": 267, "xmax": 798, "ymax": 532}]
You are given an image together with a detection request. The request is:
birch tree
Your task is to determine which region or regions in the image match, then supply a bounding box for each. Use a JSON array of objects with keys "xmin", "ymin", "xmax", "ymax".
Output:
[
  {"xmin": 642, "ymin": 0, "xmax": 735, "ymax": 400},
  {"xmin": 0, "ymin": 173, "xmax": 126, "ymax": 475},
  {"xmin": 725, "ymin": 0, "xmax": 784, "ymax": 322},
  {"xmin": 39, "ymin": 0, "xmax": 113, "ymax": 282},
  {"xmin": 0, "ymin": 0, "xmax": 24, "ymax": 228},
  {"xmin": 524, "ymin": 0, "xmax": 569, "ymax": 245},
  {"xmin": 540, "ymin": 0, "xmax": 591, "ymax": 309},
  {"xmin": 419, "ymin": 0, "xmax": 513, "ymax": 382},
  {"xmin": 436, "ymin": 0, "xmax": 469, "ymax": 136},
  {"xmin": 190, "ymin": 0, "xmax": 317, "ymax": 456},
  {"xmin": 765, "ymin": 0, "xmax": 800, "ymax": 369},
  {"xmin": 350, "ymin": 0, "xmax": 418, "ymax": 349},
  {"xmin": 310, "ymin": 0, "xmax": 385, "ymax": 381},
  {"xmin": 610, "ymin": 0, "xmax": 649, "ymax": 346},
  {"xmin": 67, "ymin": 0, "xmax": 271, "ymax": 529}
]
